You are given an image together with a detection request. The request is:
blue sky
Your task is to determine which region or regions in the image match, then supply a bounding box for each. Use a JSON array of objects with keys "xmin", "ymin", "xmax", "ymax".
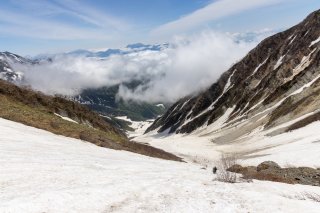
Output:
[{"xmin": 0, "ymin": 0, "xmax": 319, "ymax": 56}]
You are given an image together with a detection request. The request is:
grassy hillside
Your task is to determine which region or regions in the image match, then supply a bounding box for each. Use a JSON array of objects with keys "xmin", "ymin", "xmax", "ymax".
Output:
[{"xmin": 0, "ymin": 80, "xmax": 181, "ymax": 161}]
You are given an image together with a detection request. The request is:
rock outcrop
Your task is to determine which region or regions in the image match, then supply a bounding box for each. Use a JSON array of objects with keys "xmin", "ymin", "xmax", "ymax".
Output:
[{"xmin": 229, "ymin": 161, "xmax": 320, "ymax": 186}]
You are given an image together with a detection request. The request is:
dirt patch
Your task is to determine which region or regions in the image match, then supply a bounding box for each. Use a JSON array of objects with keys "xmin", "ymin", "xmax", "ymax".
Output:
[{"xmin": 228, "ymin": 161, "xmax": 320, "ymax": 186}]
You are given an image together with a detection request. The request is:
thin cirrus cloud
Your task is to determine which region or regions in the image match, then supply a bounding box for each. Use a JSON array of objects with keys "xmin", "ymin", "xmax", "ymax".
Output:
[
  {"xmin": 151, "ymin": 0, "xmax": 285, "ymax": 36},
  {"xmin": 0, "ymin": 0, "xmax": 130, "ymax": 40},
  {"xmin": 0, "ymin": 10, "xmax": 110, "ymax": 40},
  {"xmin": 52, "ymin": 0, "xmax": 130, "ymax": 31}
]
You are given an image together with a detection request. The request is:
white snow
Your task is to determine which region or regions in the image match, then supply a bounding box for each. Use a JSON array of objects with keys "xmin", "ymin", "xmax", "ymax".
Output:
[
  {"xmin": 100, "ymin": 114, "xmax": 112, "ymax": 120},
  {"xmin": 138, "ymin": 116, "xmax": 320, "ymax": 169},
  {"xmin": 1, "ymin": 118, "xmax": 320, "ymax": 212},
  {"xmin": 290, "ymin": 73, "xmax": 320, "ymax": 96},
  {"xmin": 288, "ymin": 35, "xmax": 297, "ymax": 45},
  {"xmin": 54, "ymin": 113, "xmax": 78, "ymax": 123},
  {"xmin": 9, "ymin": 53, "xmax": 22, "ymax": 63},
  {"xmin": 181, "ymin": 70, "xmax": 236, "ymax": 128},
  {"xmin": 309, "ymin": 36, "xmax": 320, "ymax": 47},
  {"xmin": 274, "ymin": 55, "xmax": 285, "ymax": 70},
  {"xmin": 304, "ymin": 30, "xmax": 310, "ymax": 37},
  {"xmin": 115, "ymin": 116, "xmax": 132, "ymax": 122},
  {"xmin": 3, "ymin": 67, "xmax": 13, "ymax": 72},
  {"xmin": 247, "ymin": 98, "xmax": 265, "ymax": 113},
  {"xmin": 287, "ymin": 34, "xmax": 295, "ymax": 41},
  {"xmin": 116, "ymin": 116, "xmax": 154, "ymax": 138},
  {"xmin": 243, "ymin": 121, "xmax": 320, "ymax": 167},
  {"xmin": 156, "ymin": 104, "xmax": 165, "ymax": 108},
  {"xmin": 222, "ymin": 69, "xmax": 236, "ymax": 94},
  {"xmin": 251, "ymin": 57, "xmax": 268, "ymax": 76},
  {"xmin": 285, "ymin": 48, "xmax": 316, "ymax": 83},
  {"xmin": 193, "ymin": 106, "xmax": 236, "ymax": 136},
  {"xmin": 178, "ymin": 98, "xmax": 191, "ymax": 111}
]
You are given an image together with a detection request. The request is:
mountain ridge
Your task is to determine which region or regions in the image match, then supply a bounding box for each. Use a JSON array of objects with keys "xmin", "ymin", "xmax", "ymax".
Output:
[{"xmin": 146, "ymin": 9, "xmax": 320, "ymax": 139}]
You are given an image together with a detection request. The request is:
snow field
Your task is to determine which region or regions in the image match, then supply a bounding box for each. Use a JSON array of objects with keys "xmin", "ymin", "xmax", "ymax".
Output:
[{"xmin": 1, "ymin": 118, "xmax": 320, "ymax": 212}]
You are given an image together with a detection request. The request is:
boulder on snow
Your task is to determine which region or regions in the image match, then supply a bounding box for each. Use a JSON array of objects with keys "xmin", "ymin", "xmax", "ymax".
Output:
[{"xmin": 257, "ymin": 161, "xmax": 281, "ymax": 172}]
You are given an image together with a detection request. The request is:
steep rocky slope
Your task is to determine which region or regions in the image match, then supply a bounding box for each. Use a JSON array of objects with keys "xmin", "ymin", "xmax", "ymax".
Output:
[
  {"xmin": 147, "ymin": 10, "xmax": 320, "ymax": 141},
  {"xmin": 0, "ymin": 52, "xmax": 30, "ymax": 81}
]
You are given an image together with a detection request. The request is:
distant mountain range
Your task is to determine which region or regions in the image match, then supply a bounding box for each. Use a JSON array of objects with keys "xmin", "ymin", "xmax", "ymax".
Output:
[{"xmin": 34, "ymin": 43, "xmax": 169, "ymax": 59}]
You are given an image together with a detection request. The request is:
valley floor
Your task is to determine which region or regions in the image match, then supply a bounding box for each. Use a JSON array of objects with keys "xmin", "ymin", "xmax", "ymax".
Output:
[
  {"xmin": 1, "ymin": 118, "xmax": 320, "ymax": 212},
  {"xmin": 133, "ymin": 118, "xmax": 320, "ymax": 168}
]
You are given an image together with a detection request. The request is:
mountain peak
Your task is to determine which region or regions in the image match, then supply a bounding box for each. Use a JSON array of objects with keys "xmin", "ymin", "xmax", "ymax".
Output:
[{"xmin": 126, "ymin": 43, "xmax": 150, "ymax": 49}]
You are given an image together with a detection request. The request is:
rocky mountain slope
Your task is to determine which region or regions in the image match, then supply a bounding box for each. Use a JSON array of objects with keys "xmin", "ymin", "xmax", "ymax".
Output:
[
  {"xmin": 0, "ymin": 52, "xmax": 30, "ymax": 82},
  {"xmin": 147, "ymin": 10, "xmax": 320, "ymax": 141}
]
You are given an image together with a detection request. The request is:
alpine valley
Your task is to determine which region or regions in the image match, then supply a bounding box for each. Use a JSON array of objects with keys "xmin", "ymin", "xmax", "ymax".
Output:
[{"xmin": 1, "ymin": 5, "xmax": 320, "ymax": 213}]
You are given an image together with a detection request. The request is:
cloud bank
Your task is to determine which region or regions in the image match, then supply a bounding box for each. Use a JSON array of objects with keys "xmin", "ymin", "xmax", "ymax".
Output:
[{"xmin": 14, "ymin": 31, "xmax": 259, "ymax": 103}]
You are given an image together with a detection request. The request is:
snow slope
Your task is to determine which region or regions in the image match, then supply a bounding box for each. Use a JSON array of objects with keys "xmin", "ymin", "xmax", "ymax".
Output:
[
  {"xmin": 135, "ymin": 119, "xmax": 320, "ymax": 168},
  {"xmin": 116, "ymin": 116, "xmax": 154, "ymax": 138},
  {"xmin": 1, "ymin": 118, "xmax": 320, "ymax": 212}
]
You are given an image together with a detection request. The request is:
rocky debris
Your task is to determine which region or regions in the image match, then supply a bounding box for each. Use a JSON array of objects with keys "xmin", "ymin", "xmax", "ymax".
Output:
[
  {"xmin": 257, "ymin": 161, "xmax": 281, "ymax": 171},
  {"xmin": 228, "ymin": 161, "xmax": 320, "ymax": 186}
]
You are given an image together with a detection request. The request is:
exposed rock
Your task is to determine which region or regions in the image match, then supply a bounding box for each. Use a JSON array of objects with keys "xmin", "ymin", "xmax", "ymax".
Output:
[
  {"xmin": 257, "ymin": 161, "xmax": 281, "ymax": 171},
  {"xmin": 227, "ymin": 164, "xmax": 244, "ymax": 173},
  {"xmin": 229, "ymin": 162, "xmax": 320, "ymax": 186}
]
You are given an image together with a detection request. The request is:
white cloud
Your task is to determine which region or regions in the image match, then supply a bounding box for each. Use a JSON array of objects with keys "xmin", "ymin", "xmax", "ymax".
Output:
[
  {"xmin": 151, "ymin": 0, "xmax": 284, "ymax": 36},
  {"xmin": 0, "ymin": 11, "xmax": 110, "ymax": 40},
  {"xmin": 13, "ymin": 31, "xmax": 258, "ymax": 103},
  {"xmin": 53, "ymin": 0, "xmax": 130, "ymax": 31},
  {"xmin": 117, "ymin": 31, "xmax": 257, "ymax": 103},
  {"xmin": 0, "ymin": 0, "xmax": 130, "ymax": 40}
]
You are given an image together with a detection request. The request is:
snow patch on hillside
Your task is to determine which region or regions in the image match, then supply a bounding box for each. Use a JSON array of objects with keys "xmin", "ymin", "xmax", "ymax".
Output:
[
  {"xmin": 251, "ymin": 57, "xmax": 268, "ymax": 76},
  {"xmin": 309, "ymin": 36, "xmax": 320, "ymax": 47},
  {"xmin": 274, "ymin": 55, "xmax": 285, "ymax": 70},
  {"xmin": 54, "ymin": 113, "xmax": 78, "ymax": 123},
  {"xmin": 156, "ymin": 104, "xmax": 165, "ymax": 109},
  {"xmin": 116, "ymin": 116, "xmax": 154, "ymax": 138}
]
